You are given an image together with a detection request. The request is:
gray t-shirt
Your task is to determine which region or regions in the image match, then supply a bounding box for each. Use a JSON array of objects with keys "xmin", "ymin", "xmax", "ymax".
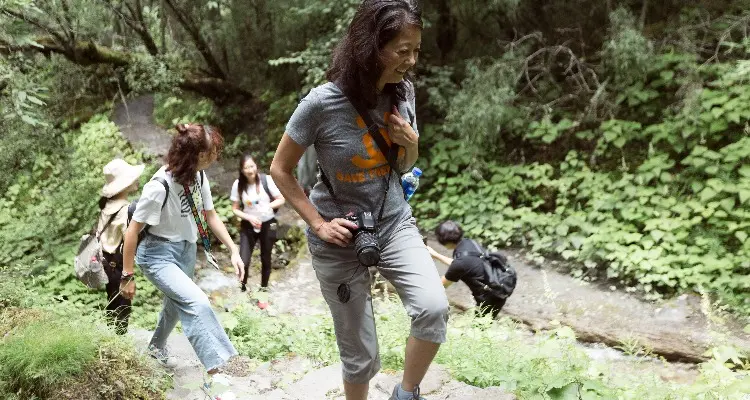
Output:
[{"xmin": 286, "ymin": 82, "xmax": 418, "ymax": 246}]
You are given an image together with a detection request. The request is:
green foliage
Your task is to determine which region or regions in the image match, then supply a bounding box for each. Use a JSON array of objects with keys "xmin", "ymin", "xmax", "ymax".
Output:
[
  {"xmin": 262, "ymin": 90, "xmax": 298, "ymax": 159},
  {"xmin": 0, "ymin": 316, "xmax": 99, "ymax": 396},
  {"xmin": 268, "ymin": 0, "xmax": 360, "ymax": 91},
  {"xmin": 0, "ymin": 305, "xmax": 170, "ymax": 399},
  {"xmin": 213, "ymin": 196, "xmax": 240, "ymax": 241},
  {"xmin": 602, "ymin": 8, "xmax": 654, "ymax": 86},
  {"xmin": 416, "ymin": 138, "xmax": 750, "ymax": 313},
  {"xmin": 124, "ymin": 55, "xmax": 183, "ymax": 94},
  {"xmin": 226, "ymin": 296, "xmax": 750, "ymax": 399},
  {"xmin": 0, "ymin": 115, "xmax": 163, "ymax": 327},
  {"xmin": 445, "ymin": 56, "xmax": 523, "ymax": 151},
  {"xmin": 153, "ymin": 92, "xmax": 216, "ymax": 128}
]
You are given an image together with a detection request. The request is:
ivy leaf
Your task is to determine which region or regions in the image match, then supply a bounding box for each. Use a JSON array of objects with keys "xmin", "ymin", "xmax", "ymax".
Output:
[
  {"xmin": 569, "ymin": 235, "xmax": 586, "ymax": 249},
  {"xmin": 699, "ymin": 187, "xmax": 717, "ymax": 202},
  {"xmin": 659, "ymin": 70, "xmax": 675, "ymax": 81},
  {"xmin": 547, "ymin": 382, "xmax": 582, "ymax": 400},
  {"xmin": 709, "ymin": 120, "xmax": 728, "ymax": 133},
  {"xmin": 556, "ymin": 224, "xmax": 570, "ymax": 236},
  {"xmin": 739, "ymin": 190, "xmax": 750, "ymax": 204},
  {"xmin": 735, "ymin": 231, "xmax": 748, "ymax": 243},
  {"xmin": 720, "ymin": 197, "xmax": 735, "ymax": 212},
  {"xmin": 650, "ymin": 230, "xmax": 665, "ymax": 242}
]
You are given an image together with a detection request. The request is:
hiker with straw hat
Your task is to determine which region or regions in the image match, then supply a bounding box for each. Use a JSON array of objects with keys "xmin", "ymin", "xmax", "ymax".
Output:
[{"xmin": 97, "ymin": 158, "xmax": 144, "ymax": 334}]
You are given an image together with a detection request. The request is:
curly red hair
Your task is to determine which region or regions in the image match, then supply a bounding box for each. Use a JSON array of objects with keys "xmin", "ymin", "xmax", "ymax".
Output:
[{"xmin": 166, "ymin": 124, "xmax": 224, "ymax": 185}]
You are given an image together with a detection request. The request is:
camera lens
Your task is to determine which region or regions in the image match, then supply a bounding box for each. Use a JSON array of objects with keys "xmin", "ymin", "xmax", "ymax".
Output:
[
  {"xmin": 358, "ymin": 246, "xmax": 380, "ymax": 267},
  {"xmin": 354, "ymin": 231, "xmax": 380, "ymax": 267}
]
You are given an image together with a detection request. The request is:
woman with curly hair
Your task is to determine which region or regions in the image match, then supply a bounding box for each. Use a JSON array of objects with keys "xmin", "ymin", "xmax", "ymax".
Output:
[{"xmin": 122, "ymin": 123, "xmax": 244, "ymax": 399}]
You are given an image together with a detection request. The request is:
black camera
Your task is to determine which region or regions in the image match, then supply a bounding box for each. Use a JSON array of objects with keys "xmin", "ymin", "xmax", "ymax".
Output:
[{"xmin": 345, "ymin": 211, "xmax": 380, "ymax": 267}]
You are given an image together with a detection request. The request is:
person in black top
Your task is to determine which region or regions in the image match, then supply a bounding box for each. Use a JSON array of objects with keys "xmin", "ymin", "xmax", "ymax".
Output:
[{"xmin": 426, "ymin": 220, "xmax": 506, "ymax": 318}]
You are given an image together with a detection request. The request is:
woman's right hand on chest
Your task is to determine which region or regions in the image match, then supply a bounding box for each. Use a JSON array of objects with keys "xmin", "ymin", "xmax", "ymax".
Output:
[{"xmin": 314, "ymin": 218, "xmax": 358, "ymax": 247}]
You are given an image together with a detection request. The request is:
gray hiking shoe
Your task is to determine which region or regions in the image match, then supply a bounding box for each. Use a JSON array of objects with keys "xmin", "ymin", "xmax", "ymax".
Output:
[
  {"xmin": 147, "ymin": 344, "xmax": 178, "ymax": 368},
  {"xmin": 390, "ymin": 384, "xmax": 425, "ymax": 400}
]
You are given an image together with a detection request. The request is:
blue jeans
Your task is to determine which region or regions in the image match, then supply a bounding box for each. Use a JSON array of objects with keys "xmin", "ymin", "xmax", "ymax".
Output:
[{"xmin": 136, "ymin": 234, "xmax": 237, "ymax": 371}]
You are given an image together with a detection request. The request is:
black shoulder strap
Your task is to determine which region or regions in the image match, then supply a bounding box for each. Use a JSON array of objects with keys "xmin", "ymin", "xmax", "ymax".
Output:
[
  {"xmin": 153, "ymin": 176, "xmax": 169, "ymax": 209},
  {"xmin": 260, "ymin": 173, "xmax": 275, "ymax": 201},
  {"xmin": 96, "ymin": 210, "xmax": 120, "ymax": 239},
  {"xmin": 344, "ymin": 91, "xmax": 401, "ymax": 174},
  {"xmin": 137, "ymin": 176, "xmax": 169, "ymax": 241},
  {"xmin": 455, "ymin": 239, "xmax": 485, "ymax": 259}
]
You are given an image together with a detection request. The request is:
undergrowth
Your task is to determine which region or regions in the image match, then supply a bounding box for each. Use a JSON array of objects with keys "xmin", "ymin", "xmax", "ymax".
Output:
[
  {"xmin": 0, "ymin": 293, "xmax": 170, "ymax": 400},
  {"xmin": 225, "ymin": 296, "xmax": 750, "ymax": 400}
]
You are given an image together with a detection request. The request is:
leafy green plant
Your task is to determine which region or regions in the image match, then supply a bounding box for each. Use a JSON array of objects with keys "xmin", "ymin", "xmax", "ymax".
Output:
[
  {"xmin": 0, "ymin": 305, "xmax": 170, "ymax": 400},
  {"xmin": 0, "ymin": 316, "xmax": 99, "ymax": 396},
  {"xmin": 225, "ymin": 296, "xmax": 750, "ymax": 399},
  {"xmin": 153, "ymin": 92, "xmax": 216, "ymax": 128}
]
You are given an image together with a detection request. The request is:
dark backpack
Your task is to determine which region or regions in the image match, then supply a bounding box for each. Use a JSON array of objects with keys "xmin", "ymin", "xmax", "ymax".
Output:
[
  {"xmin": 456, "ymin": 239, "xmax": 517, "ymax": 302},
  {"xmin": 127, "ymin": 177, "xmax": 169, "ymax": 243},
  {"xmin": 259, "ymin": 173, "xmax": 278, "ymax": 215}
]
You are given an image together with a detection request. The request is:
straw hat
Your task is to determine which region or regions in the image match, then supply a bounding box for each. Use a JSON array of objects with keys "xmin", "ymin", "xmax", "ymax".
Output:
[{"xmin": 101, "ymin": 159, "xmax": 145, "ymax": 198}]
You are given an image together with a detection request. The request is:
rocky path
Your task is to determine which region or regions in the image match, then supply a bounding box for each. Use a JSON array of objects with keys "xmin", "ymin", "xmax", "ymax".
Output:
[
  {"xmin": 113, "ymin": 94, "xmax": 237, "ymax": 192},
  {"xmin": 131, "ymin": 253, "xmax": 516, "ymax": 400},
  {"xmin": 429, "ymin": 238, "xmax": 750, "ymax": 365},
  {"xmin": 114, "ymin": 94, "xmax": 747, "ymax": 399}
]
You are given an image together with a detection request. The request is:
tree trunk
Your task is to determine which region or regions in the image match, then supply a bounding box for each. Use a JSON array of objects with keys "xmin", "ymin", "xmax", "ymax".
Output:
[{"xmin": 436, "ymin": 0, "xmax": 457, "ymax": 63}]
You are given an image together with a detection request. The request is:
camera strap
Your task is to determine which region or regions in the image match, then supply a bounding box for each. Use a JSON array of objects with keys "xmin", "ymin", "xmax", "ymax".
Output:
[{"xmin": 319, "ymin": 85, "xmax": 404, "ymax": 224}]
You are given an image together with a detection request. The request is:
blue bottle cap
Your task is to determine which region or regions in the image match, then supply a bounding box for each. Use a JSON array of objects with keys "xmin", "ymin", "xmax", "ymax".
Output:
[{"xmin": 412, "ymin": 167, "xmax": 422, "ymax": 177}]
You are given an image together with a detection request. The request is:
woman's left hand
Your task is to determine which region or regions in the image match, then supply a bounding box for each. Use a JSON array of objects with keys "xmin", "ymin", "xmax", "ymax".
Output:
[
  {"xmin": 388, "ymin": 106, "xmax": 418, "ymax": 148},
  {"xmin": 230, "ymin": 251, "xmax": 244, "ymax": 281}
]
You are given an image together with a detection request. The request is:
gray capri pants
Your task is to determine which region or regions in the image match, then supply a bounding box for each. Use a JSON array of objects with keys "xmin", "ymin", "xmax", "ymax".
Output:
[{"xmin": 308, "ymin": 217, "xmax": 449, "ymax": 384}]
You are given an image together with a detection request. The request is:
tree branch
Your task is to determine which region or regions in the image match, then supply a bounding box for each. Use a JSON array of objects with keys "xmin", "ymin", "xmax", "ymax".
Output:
[
  {"xmin": 0, "ymin": 8, "xmax": 68, "ymax": 49},
  {"xmin": 0, "ymin": 36, "xmax": 251, "ymax": 102},
  {"xmin": 162, "ymin": 0, "xmax": 226, "ymax": 80},
  {"xmin": 100, "ymin": 0, "xmax": 159, "ymax": 55}
]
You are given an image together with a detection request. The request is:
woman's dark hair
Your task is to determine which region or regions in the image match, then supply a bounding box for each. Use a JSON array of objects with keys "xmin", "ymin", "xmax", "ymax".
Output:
[
  {"xmin": 327, "ymin": 0, "xmax": 422, "ymax": 108},
  {"xmin": 98, "ymin": 196, "xmax": 109, "ymax": 210},
  {"xmin": 435, "ymin": 220, "xmax": 463, "ymax": 245},
  {"xmin": 166, "ymin": 124, "xmax": 224, "ymax": 185},
  {"xmin": 237, "ymin": 153, "xmax": 260, "ymax": 203}
]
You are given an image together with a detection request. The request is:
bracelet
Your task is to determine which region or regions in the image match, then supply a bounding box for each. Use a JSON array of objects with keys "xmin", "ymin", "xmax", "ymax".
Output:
[
  {"xmin": 121, "ymin": 272, "xmax": 135, "ymax": 281},
  {"xmin": 314, "ymin": 220, "xmax": 326, "ymax": 232}
]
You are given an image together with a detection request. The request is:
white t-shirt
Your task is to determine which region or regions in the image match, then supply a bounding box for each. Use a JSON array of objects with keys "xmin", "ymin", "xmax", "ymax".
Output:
[
  {"xmin": 132, "ymin": 166, "xmax": 214, "ymax": 243},
  {"xmin": 230, "ymin": 175, "xmax": 281, "ymax": 223}
]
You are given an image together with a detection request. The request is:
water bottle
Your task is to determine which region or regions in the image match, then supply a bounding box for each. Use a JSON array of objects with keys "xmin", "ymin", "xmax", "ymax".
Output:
[{"xmin": 401, "ymin": 167, "xmax": 422, "ymax": 202}]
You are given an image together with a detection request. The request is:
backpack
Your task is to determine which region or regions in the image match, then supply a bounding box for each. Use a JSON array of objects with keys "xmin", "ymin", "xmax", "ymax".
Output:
[
  {"xmin": 74, "ymin": 205, "xmax": 126, "ymax": 289},
  {"xmin": 296, "ymin": 147, "xmax": 318, "ymax": 193},
  {"xmin": 456, "ymin": 239, "xmax": 518, "ymax": 302},
  {"xmin": 259, "ymin": 173, "xmax": 278, "ymax": 215}
]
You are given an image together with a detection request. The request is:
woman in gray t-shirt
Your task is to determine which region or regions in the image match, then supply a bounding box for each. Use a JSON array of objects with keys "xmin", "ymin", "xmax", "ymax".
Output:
[{"xmin": 270, "ymin": 2, "xmax": 448, "ymax": 400}]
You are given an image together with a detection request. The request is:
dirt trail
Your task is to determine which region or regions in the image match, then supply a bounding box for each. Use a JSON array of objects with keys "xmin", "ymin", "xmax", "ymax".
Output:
[
  {"xmin": 112, "ymin": 94, "xmax": 237, "ymax": 192},
  {"xmin": 113, "ymin": 94, "xmax": 748, "ymax": 398}
]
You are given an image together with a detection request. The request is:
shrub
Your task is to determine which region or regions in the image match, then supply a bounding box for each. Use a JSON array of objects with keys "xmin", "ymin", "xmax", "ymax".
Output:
[{"xmin": 0, "ymin": 316, "xmax": 99, "ymax": 397}]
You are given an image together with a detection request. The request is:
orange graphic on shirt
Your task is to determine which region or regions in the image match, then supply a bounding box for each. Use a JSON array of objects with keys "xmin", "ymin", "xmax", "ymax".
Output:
[{"xmin": 336, "ymin": 112, "xmax": 406, "ymax": 184}]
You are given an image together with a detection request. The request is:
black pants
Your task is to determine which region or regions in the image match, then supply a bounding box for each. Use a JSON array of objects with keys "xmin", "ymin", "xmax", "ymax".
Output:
[
  {"xmin": 239, "ymin": 219, "xmax": 275, "ymax": 287},
  {"xmin": 102, "ymin": 251, "xmax": 131, "ymax": 335},
  {"xmin": 475, "ymin": 297, "xmax": 506, "ymax": 319}
]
